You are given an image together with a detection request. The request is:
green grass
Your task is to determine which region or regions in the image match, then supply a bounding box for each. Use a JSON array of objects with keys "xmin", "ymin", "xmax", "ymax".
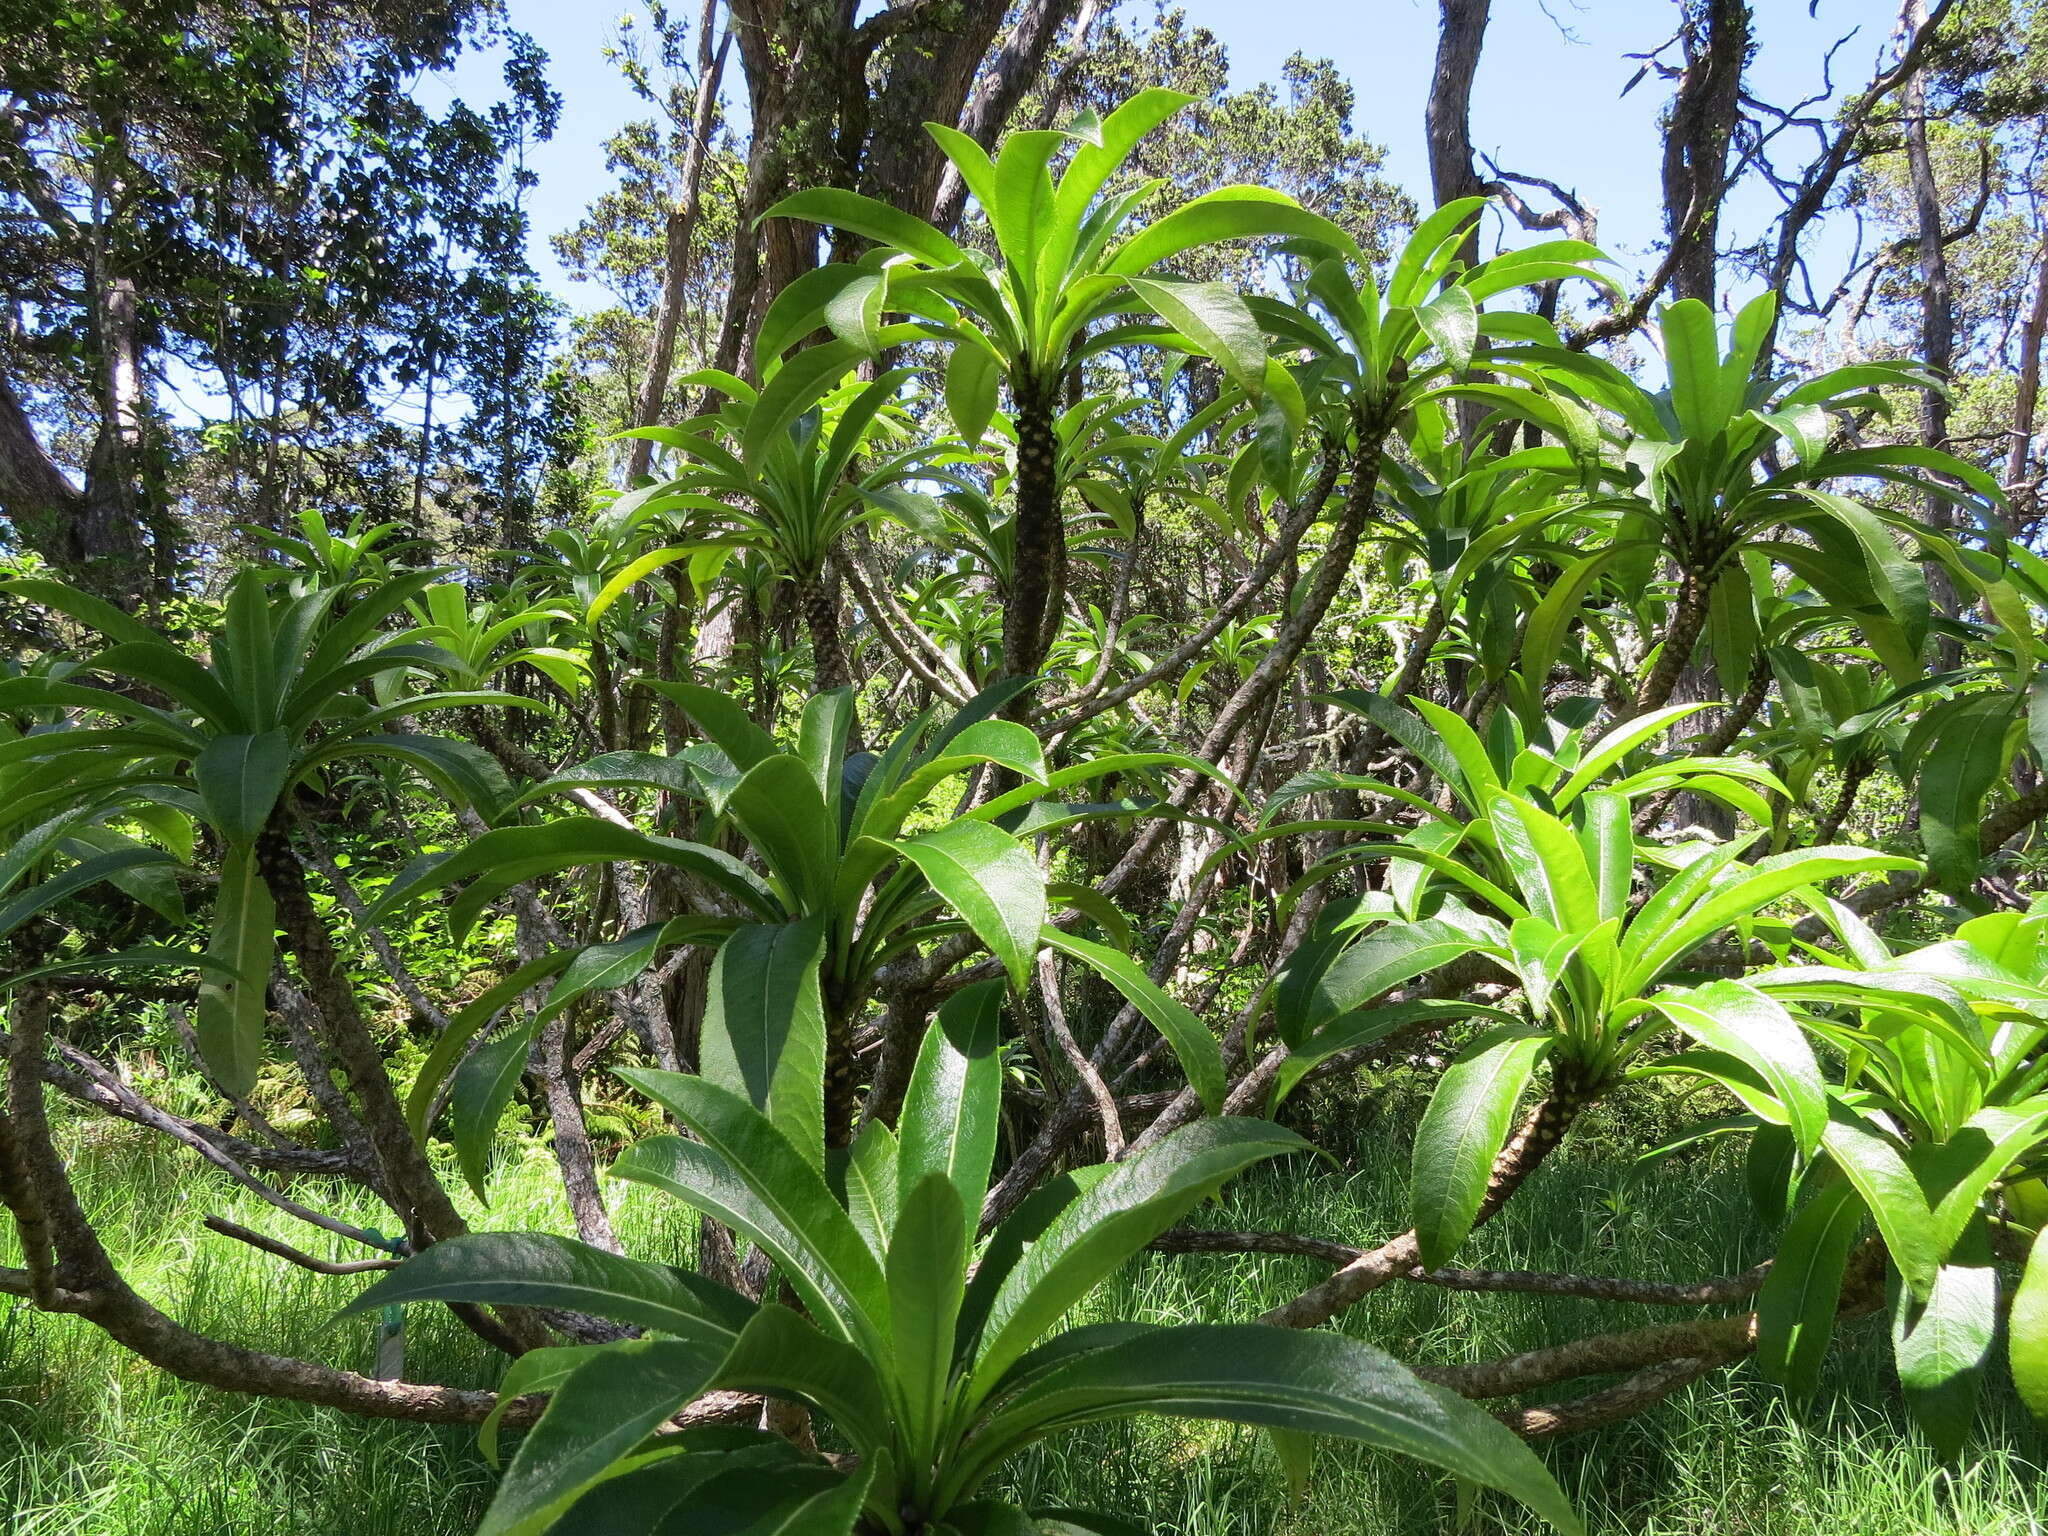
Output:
[{"xmin": 3, "ymin": 1095, "xmax": 2044, "ymax": 1536}]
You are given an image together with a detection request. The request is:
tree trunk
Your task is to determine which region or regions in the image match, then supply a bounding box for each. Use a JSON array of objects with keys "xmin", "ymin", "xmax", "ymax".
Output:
[
  {"xmin": 254, "ymin": 823, "xmax": 467, "ymax": 1249},
  {"xmin": 1661, "ymin": 0, "xmax": 1750, "ymax": 308},
  {"xmin": 1002, "ymin": 375, "xmax": 1064, "ymax": 690},
  {"xmin": 625, "ymin": 1, "xmax": 731, "ymax": 481},
  {"xmin": 797, "ymin": 567, "xmax": 852, "ymax": 697},
  {"xmin": 1633, "ymin": 568, "xmax": 1712, "ymax": 717},
  {"xmin": 1902, "ymin": 0, "xmax": 1966, "ymax": 647},
  {"xmin": 1426, "ymin": 0, "xmax": 1492, "ymax": 262},
  {"xmin": 2008, "ymin": 229, "xmax": 2048, "ymax": 512}
]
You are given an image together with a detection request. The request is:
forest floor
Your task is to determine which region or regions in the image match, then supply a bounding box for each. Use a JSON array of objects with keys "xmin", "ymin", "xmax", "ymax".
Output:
[{"xmin": 3, "ymin": 1089, "xmax": 2044, "ymax": 1536}]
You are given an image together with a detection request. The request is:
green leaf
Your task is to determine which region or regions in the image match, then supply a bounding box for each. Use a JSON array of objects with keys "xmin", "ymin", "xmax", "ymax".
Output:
[
  {"xmin": 1892, "ymin": 1256, "xmax": 1997, "ymax": 1459},
  {"xmin": 356, "ymin": 733, "xmax": 516, "ymax": 822},
  {"xmin": 843, "ymin": 1118, "xmax": 899, "ymax": 1261},
  {"xmin": 1520, "ymin": 544, "xmax": 1649, "ymax": 695},
  {"xmin": 0, "ymin": 946, "xmax": 235, "ymax": 993},
  {"xmin": 477, "ymin": 1337, "xmax": 726, "ymax": 1536},
  {"xmin": 1040, "ymin": 928, "xmax": 1225, "ymax": 1114},
  {"xmin": 1, "ymin": 577, "xmax": 164, "ymax": 649},
  {"xmin": 1486, "ymin": 792, "xmax": 1597, "ymax": 932},
  {"xmin": 2013, "ymin": 1225, "xmax": 2048, "ymax": 1426},
  {"xmin": 639, "ymin": 680, "xmax": 779, "ymax": 772},
  {"xmin": 1412, "ymin": 285, "xmax": 1479, "ymax": 374},
  {"xmin": 972, "ymin": 1118, "xmax": 1306, "ymax": 1392},
  {"xmin": 195, "ymin": 842, "xmax": 276, "ymax": 1099},
  {"xmin": 700, "ymin": 919, "xmax": 829, "ymax": 1173},
  {"xmin": 766, "ymin": 188, "xmax": 973, "ymax": 271},
  {"xmin": 1125, "ymin": 277, "xmax": 1268, "ymax": 398},
  {"xmin": 0, "ymin": 845, "xmax": 180, "ymax": 943},
  {"xmin": 725, "ymin": 753, "xmax": 838, "ymax": 913},
  {"xmin": 452, "ymin": 1017, "xmax": 540, "ymax": 1202},
  {"xmin": 1318, "ymin": 693, "xmax": 1461, "ymax": 790},
  {"xmin": 746, "ymin": 340, "xmax": 869, "ymax": 468},
  {"xmin": 1549, "ymin": 702, "xmax": 1716, "ymax": 808},
  {"xmin": 1622, "ymin": 847, "xmax": 1916, "ymax": 993},
  {"xmin": 548, "ymin": 1433, "xmax": 822, "ymax": 1534},
  {"xmin": 538, "ymin": 925, "xmax": 668, "ymax": 1020},
  {"xmin": 193, "ymin": 731, "xmax": 291, "ymax": 845},
  {"xmin": 1274, "ymin": 916, "xmax": 1476, "ymax": 1046},
  {"xmin": 962, "ymin": 1326, "xmax": 1582, "ymax": 1535},
  {"xmin": 797, "ymin": 689, "xmax": 857, "ymax": 822},
  {"xmin": 1916, "ymin": 1104, "xmax": 2048, "ymax": 1255},
  {"xmin": 1755, "ymin": 1180, "xmax": 1864, "ymax": 1404},
  {"xmin": 946, "ymin": 342, "xmax": 1002, "ymax": 448},
  {"xmin": 1576, "ymin": 792, "xmax": 1634, "ymax": 924},
  {"xmin": 1820, "ymin": 1106, "xmax": 1939, "ymax": 1299},
  {"xmin": 479, "ymin": 1345, "xmax": 602, "ymax": 1467},
  {"xmin": 1411, "ymin": 697, "xmax": 1499, "ymax": 805},
  {"xmin": 1651, "ymin": 981, "xmax": 1827, "ymax": 1159},
  {"xmin": 1747, "ymin": 1123, "xmax": 1798, "ymax": 1226},
  {"xmin": 518, "ymin": 750, "xmax": 700, "ymax": 805},
  {"xmin": 1659, "ymin": 298, "xmax": 1728, "ymax": 438},
  {"xmin": 656, "ymin": 1460, "xmax": 872, "ymax": 1536},
  {"xmin": 1411, "ymin": 1027, "xmax": 1551, "ymax": 1270},
  {"xmin": 612, "ymin": 1071, "xmax": 888, "ymax": 1351},
  {"xmin": 1270, "ymin": 1000, "xmax": 1513, "ymax": 1112},
  {"xmin": 709, "ymin": 1303, "xmax": 892, "ymax": 1456},
  {"xmin": 897, "ymin": 977, "xmax": 1005, "ymax": 1218},
  {"xmin": 1917, "ymin": 693, "xmax": 2016, "ymax": 893},
  {"xmin": 341, "ymin": 1232, "xmax": 754, "ymax": 1341},
  {"xmin": 374, "ymin": 818, "xmax": 780, "ymax": 935},
  {"xmin": 892, "ymin": 821, "xmax": 1045, "ymax": 993},
  {"xmin": 404, "ymin": 950, "xmax": 577, "ymax": 1137},
  {"xmin": 889, "ymin": 1173, "xmax": 970, "ymax": 1461},
  {"xmin": 822, "ymin": 271, "xmax": 884, "ymax": 354},
  {"xmin": 1106, "ymin": 186, "xmax": 1361, "ymax": 277}
]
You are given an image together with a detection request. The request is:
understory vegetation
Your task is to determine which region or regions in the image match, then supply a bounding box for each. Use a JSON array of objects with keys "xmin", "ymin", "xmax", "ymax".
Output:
[
  {"xmin": 9, "ymin": 1106, "xmax": 2045, "ymax": 1536},
  {"xmin": 7, "ymin": 2, "xmax": 2048, "ymax": 1534}
]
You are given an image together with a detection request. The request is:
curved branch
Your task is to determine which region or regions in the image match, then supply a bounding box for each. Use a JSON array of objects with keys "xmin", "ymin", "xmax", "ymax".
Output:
[{"xmin": 1043, "ymin": 454, "xmax": 1336, "ymax": 738}]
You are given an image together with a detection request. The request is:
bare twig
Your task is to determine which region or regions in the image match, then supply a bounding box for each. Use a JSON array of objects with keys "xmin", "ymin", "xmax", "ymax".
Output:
[{"xmin": 203, "ymin": 1215, "xmax": 402, "ymax": 1275}]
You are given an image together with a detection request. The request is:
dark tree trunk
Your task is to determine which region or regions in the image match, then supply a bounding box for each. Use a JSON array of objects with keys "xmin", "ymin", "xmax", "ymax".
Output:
[
  {"xmin": 254, "ymin": 823, "xmax": 467, "ymax": 1249},
  {"xmin": 1002, "ymin": 375, "xmax": 1064, "ymax": 690},
  {"xmin": 1426, "ymin": 0, "xmax": 1492, "ymax": 263},
  {"xmin": 0, "ymin": 374, "xmax": 150, "ymax": 609},
  {"xmin": 625, "ymin": 0, "xmax": 731, "ymax": 482},
  {"xmin": 1901, "ymin": 0, "xmax": 1965, "ymax": 645},
  {"xmin": 795, "ymin": 567, "xmax": 859, "ymax": 746},
  {"xmin": 2009, "ymin": 231, "xmax": 2048, "ymax": 513},
  {"xmin": 716, "ymin": 0, "xmax": 1072, "ymax": 375},
  {"xmin": 1661, "ymin": 0, "xmax": 1750, "ymax": 308},
  {"xmin": 1634, "ymin": 567, "xmax": 1712, "ymax": 718}
]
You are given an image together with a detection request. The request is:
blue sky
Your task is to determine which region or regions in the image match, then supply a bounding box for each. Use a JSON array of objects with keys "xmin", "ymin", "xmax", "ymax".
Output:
[{"xmin": 435, "ymin": 0, "xmax": 1906, "ymax": 314}]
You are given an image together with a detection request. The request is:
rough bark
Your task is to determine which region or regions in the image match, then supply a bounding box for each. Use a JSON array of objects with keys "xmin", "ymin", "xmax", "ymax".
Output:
[
  {"xmin": 1426, "ymin": 0, "xmax": 1492, "ymax": 268},
  {"xmin": 1632, "ymin": 567, "xmax": 1712, "ymax": 717},
  {"xmin": 255, "ymin": 822, "xmax": 468, "ymax": 1248},
  {"xmin": 1661, "ymin": 0, "xmax": 1751, "ymax": 308},
  {"xmin": 537, "ymin": 1014, "xmax": 622, "ymax": 1254},
  {"xmin": 2008, "ymin": 229, "xmax": 2048, "ymax": 507},
  {"xmin": 625, "ymin": 0, "xmax": 731, "ymax": 481},
  {"xmin": 1002, "ymin": 376, "xmax": 1064, "ymax": 690},
  {"xmin": 0, "ymin": 370, "xmax": 149, "ymax": 605}
]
